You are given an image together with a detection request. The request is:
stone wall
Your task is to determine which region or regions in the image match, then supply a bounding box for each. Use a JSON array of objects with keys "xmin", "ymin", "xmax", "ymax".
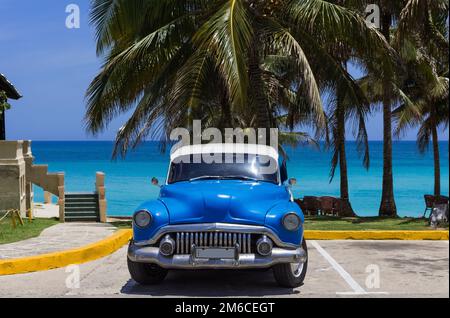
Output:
[{"xmin": 0, "ymin": 141, "xmax": 27, "ymax": 216}]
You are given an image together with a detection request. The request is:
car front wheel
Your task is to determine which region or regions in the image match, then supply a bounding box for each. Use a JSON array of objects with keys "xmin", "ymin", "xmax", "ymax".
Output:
[
  {"xmin": 273, "ymin": 239, "xmax": 308, "ymax": 288},
  {"xmin": 127, "ymin": 258, "xmax": 168, "ymax": 285}
]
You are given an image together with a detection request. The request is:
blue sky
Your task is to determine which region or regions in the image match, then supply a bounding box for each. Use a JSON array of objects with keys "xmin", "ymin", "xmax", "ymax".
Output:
[{"xmin": 0, "ymin": 0, "xmax": 448, "ymax": 141}]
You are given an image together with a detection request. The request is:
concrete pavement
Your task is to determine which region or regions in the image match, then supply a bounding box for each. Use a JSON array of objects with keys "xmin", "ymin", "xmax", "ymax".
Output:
[
  {"xmin": 33, "ymin": 203, "xmax": 59, "ymax": 219},
  {"xmin": 0, "ymin": 240, "xmax": 447, "ymax": 298},
  {"xmin": 0, "ymin": 223, "xmax": 116, "ymax": 259}
]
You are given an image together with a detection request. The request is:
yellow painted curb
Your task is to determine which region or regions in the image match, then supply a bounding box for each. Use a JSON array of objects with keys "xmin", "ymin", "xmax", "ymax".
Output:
[
  {"xmin": 0, "ymin": 229, "xmax": 132, "ymax": 276},
  {"xmin": 304, "ymin": 230, "xmax": 449, "ymax": 240}
]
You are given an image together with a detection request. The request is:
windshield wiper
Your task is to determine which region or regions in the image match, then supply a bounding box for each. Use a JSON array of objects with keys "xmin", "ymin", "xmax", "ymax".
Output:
[
  {"xmin": 222, "ymin": 175, "xmax": 279, "ymax": 184},
  {"xmin": 189, "ymin": 175, "xmax": 273, "ymax": 183},
  {"xmin": 189, "ymin": 176, "xmax": 223, "ymax": 182},
  {"xmin": 219, "ymin": 175, "xmax": 261, "ymax": 182}
]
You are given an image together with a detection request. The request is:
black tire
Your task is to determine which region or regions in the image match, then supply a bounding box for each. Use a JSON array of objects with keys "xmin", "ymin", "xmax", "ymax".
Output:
[
  {"xmin": 273, "ymin": 239, "xmax": 308, "ymax": 288},
  {"xmin": 127, "ymin": 258, "xmax": 168, "ymax": 285}
]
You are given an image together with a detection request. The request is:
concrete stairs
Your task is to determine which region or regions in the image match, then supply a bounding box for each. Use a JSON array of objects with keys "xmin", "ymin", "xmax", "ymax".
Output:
[{"xmin": 64, "ymin": 193, "xmax": 100, "ymax": 222}]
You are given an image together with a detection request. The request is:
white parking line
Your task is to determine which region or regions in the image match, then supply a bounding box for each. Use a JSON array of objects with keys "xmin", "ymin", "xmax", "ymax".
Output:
[
  {"xmin": 335, "ymin": 291, "xmax": 389, "ymax": 296},
  {"xmin": 310, "ymin": 240, "xmax": 367, "ymax": 294}
]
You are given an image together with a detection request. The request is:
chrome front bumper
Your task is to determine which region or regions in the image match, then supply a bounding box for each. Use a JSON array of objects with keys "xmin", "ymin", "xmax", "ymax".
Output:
[{"xmin": 128, "ymin": 242, "xmax": 307, "ymax": 269}]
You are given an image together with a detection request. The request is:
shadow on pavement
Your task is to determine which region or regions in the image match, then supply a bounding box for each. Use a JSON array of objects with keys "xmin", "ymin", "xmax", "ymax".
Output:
[{"xmin": 120, "ymin": 269, "xmax": 300, "ymax": 297}]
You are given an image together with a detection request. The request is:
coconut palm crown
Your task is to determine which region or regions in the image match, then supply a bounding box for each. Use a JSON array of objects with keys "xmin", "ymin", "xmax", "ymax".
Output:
[{"xmin": 86, "ymin": 0, "xmax": 394, "ymax": 157}]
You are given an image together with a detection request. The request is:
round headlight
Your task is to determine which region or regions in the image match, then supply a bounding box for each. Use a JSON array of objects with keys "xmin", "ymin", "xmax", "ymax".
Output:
[
  {"xmin": 282, "ymin": 213, "xmax": 301, "ymax": 231},
  {"xmin": 134, "ymin": 210, "xmax": 152, "ymax": 228}
]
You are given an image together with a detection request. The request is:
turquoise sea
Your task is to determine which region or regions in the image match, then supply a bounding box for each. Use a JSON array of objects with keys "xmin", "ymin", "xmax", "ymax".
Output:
[{"xmin": 31, "ymin": 141, "xmax": 448, "ymax": 218}]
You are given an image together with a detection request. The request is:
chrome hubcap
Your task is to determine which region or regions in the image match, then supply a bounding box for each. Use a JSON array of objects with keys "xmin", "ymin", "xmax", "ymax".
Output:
[{"xmin": 291, "ymin": 262, "xmax": 304, "ymax": 277}]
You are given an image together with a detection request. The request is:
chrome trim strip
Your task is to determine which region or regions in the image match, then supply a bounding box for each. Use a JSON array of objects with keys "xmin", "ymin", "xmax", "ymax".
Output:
[
  {"xmin": 181, "ymin": 233, "xmax": 184, "ymax": 254},
  {"xmin": 134, "ymin": 223, "xmax": 299, "ymax": 249},
  {"xmin": 128, "ymin": 243, "xmax": 307, "ymax": 270}
]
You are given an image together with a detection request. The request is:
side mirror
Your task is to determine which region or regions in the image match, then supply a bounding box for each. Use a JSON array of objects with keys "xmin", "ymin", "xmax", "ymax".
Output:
[
  {"xmin": 288, "ymin": 178, "xmax": 297, "ymax": 186},
  {"xmin": 151, "ymin": 177, "xmax": 160, "ymax": 187}
]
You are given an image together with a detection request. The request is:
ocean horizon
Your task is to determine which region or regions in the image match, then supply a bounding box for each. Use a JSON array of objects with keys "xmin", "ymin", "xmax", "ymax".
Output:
[{"xmin": 30, "ymin": 140, "xmax": 449, "ymax": 218}]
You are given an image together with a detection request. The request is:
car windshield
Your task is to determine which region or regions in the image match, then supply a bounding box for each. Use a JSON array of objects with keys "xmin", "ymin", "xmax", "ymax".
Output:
[{"xmin": 168, "ymin": 154, "xmax": 279, "ymax": 184}]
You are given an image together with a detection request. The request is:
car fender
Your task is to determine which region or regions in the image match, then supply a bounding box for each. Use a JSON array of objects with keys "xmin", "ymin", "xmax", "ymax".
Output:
[
  {"xmin": 132, "ymin": 199, "xmax": 170, "ymax": 242},
  {"xmin": 265, "ymin": 201, "xmax": 304, "ymax": 246}
]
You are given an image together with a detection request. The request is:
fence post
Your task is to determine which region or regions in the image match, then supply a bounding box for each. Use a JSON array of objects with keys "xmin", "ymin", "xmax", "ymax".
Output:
[
  {"xmin": 44, "ymin": 191, "xmax": 52, "ymax": 204},
  {"xmin": 11, "ymin": 210, "xmax": 17, "ymax": 229},
  {"xmin": 57, "ymin": 173, "xmax": 65, "ymax": 222},
  {"xmin": 23, "ymin": 140, "xmax": 34, "ymax": 219},
  {"xmin": 96, "ymin": 172, "xmax": 107, "ymax": 223}
]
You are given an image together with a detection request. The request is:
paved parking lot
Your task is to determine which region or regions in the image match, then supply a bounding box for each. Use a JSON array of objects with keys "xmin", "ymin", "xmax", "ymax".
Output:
[
  {"xmin": 0, "ymin": 240, "xmax": 448, "ymax": 298},
  {"xmin": 0, "ymin": 223, "xmax": 116, "ymax": 259}
]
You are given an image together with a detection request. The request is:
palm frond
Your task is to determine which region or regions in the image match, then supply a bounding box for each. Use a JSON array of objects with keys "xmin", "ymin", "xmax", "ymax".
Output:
[
  {"xmin": 193, "ymin": 0, "xmax": 252, "ymax": 109},
  {"xmin": 264, "ymin": 18, "xmax": 325, "ymax": 129},
  {"xmin": 285, "ymin": 0, "xmax": 396, "ymax": 73}
]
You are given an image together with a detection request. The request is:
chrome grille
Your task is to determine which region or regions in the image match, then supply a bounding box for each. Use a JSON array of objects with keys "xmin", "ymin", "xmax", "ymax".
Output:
[{"xmin": 173, "ymin": 232, "xmax": 253, "ymax": 254}]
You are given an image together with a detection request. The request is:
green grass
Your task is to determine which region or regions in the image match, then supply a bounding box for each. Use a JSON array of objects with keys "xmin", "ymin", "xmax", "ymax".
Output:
[
  {"xmin": 109, "ymin": 217, "xmax": 448, "ymax": 231},
  {"xmin": 0, "ymin": 218, "xmax": 59, "ymax": 245},
  {"xmin": 304, "ymin": 216, "xmax": 448, "ymax": 231},
  {"xmin": 109, "ymin": 220, "xmax": 132, "ymax": 229}
]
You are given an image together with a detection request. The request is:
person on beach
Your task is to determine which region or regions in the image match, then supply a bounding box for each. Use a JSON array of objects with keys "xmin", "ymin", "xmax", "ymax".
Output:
[{"xmin": 151, "ymin": 177, "xmax": 161, "ymax": 188}]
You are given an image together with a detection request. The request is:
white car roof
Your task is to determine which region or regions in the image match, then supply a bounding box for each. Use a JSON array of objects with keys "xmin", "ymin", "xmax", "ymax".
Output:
[{"xmin": 170, "ymin": 143, "xmax": 279, "ymax": 162}]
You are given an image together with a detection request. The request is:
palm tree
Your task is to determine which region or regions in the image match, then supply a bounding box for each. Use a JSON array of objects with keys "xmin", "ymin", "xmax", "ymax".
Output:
[
  {"xmin": 86, "ymin": 0, "xmax": 392, "ymax": 157},
  {"xmin": 354, "ymin": 0, "xmax": 416, "ymax": 217},
  {"xmin": 374, "ymin": 0, "xmax": 406, "ymax": 217},
  {"xmin": 393, "ymin": 0, "xmax": 449, "ymax": 197},
  {"xmin": 303, "ymin": 0, "xmax": 376, "ymax": 217},
  {"xmin": 326, "ymin": 68, "xmax": 371, "ymax": 217},
  {"xmin": 256, "ymin": 29, "xmax": 373, "ymax": 217},
  {"xmin": 361, "ymin": 0, "xmax": 448, "ymax": 216},
  {"xmin": 395, "ymin": 87, "xmax": 448, "ymax": 196},
  {"xmin": 357, "ymin": 63, "xmax": 416, "ymax": 217},
  {"xmin": 321, "ymin": 19, "xmax": 372, "ymax": 216},
  {"xmin": 351, "ymin": 1, "xmax": 419, "ymax": 217},
  {"xmin": 260, "ymin": 31, "xmax": 373, "ymax": 217}
]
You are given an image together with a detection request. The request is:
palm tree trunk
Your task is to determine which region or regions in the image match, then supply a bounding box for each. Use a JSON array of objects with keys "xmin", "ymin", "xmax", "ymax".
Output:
[
  {"xmin": 379, "ymin": 96, "xmax": 397, "ymax": 216},
  {"xmin": 431, "ymin": 106, "xmax": 441, "ymax": 196},
  {"xmin": 248, "ymin": 33, "xmax": 271, "ymax": 131},
  {"xmin": 337, "ymin": 101, "xmax": 356, "ymax": 217},
  {"xmin": 378, "ymin": 11, "xmax": 397, "ymax": 217}
]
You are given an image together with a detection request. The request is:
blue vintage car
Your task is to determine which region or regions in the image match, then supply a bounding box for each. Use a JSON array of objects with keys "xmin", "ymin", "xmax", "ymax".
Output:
[{"xmin": 127, "ymin": 143, "xmax": 308, "ymax": 288}]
